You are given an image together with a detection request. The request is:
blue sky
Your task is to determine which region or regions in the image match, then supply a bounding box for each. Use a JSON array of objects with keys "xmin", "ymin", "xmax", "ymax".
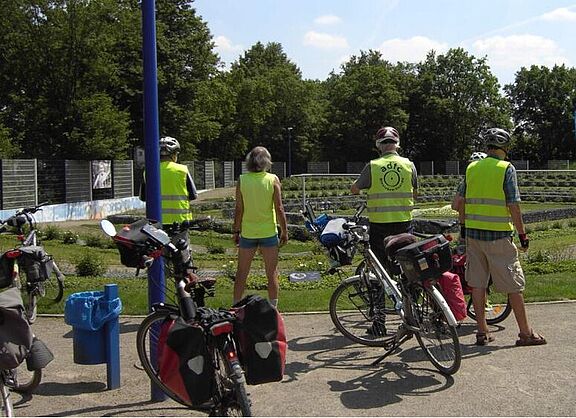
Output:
[{"xmin": 194, "ymin": 0, "xmax": 576, "ymax": 86}]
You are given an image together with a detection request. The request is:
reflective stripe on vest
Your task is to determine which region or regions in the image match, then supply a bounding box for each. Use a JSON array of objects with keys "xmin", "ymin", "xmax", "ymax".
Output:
[
  {"xmin": 465, "ymin": 158, "xmax": 513, "ymax": 231},
  {"xmin": 240, "ymin": 172, "xmax": 277, "ymax": 239},
  {"xmin": 367, "ymin": 155, "xmax": 414, "ymax": 223},
  {"xmin": 160, "ymin": 161, "xmax": 192, "ymax": 224}
]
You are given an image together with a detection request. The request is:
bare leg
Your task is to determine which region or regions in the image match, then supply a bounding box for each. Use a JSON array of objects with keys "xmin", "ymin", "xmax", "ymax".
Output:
[
  {"xmin": 234, "ymin": 247, "xmax": 257, "ymax": 303},
  {"xmin": 508, "ymin": 291, "xmax": 531, "ymax": 336},
  {"xmin": 472, "ymin": 287, "xmax": 489, "ymax": 334},
  {"xmin": 259, "ymin": 246, "xmax": 279, "ymax": 301}
]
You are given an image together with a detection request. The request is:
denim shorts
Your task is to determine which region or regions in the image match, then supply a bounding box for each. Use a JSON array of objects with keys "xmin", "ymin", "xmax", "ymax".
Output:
[{"xmin": 239, "ymin": 234, "xmax": 279, "ymax": 249}]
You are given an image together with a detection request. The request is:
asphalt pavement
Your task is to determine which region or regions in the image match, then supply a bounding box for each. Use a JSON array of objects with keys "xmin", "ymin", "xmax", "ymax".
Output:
[{"xmin": 10, "ymin": 301, "xmax": 576, "ymax": 417}]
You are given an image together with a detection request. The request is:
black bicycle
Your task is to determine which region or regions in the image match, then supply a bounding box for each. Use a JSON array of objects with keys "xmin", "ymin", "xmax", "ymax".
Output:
[
  {"xmin": 0, "ymin": 203, "xmax": 65, "ymax": 324},
  {"xmin": 101, "ymin": 218, "xmax": 252, "ymax": 416}
]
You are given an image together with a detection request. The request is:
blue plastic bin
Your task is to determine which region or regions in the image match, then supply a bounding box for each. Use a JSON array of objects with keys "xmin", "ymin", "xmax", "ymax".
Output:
[{"xmin": 65, "ymin": 289, "xmax": 122, "ymax": 365}]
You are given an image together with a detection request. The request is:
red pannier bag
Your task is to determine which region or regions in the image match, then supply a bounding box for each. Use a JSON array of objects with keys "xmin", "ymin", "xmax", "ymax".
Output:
[
  {"xmin": 157, "ymin": 316, "xmax": 216, "ymax": 406},
  {"xmin": 233, "ymin": 295, "xmax": 287, "ymax": 385},
  {"xmin": 437, "ymin": 271, "xmax": 467, "ymax": 321}
]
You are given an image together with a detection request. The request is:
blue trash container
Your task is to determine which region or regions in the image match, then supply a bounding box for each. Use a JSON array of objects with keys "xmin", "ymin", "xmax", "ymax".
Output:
[{"xmin": 65, "ymin": 287, "xmax": 122, "ymax": 365}]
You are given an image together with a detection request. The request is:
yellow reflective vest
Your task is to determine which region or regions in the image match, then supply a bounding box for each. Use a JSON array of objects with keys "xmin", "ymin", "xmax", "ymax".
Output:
[
  {"xmin": 367, "ymin": 154, "xmax": 414, "ymax": 223},
  {"xmin": 240, "ymin": 172, "xmax": 277, "ymax": 238},
  {"xmin": 465, "ymin": 158, "xmax": 513, "ymax": 231},
  {"xmin": 159, "ymin": 161, "xmax": 193, "ymax": 224}
]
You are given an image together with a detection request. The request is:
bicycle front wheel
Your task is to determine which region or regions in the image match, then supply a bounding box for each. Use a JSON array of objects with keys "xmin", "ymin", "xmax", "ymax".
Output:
[
  {"xmin": 11, "ymin": 363, "xmax": 42, "ymax": 394},
  {"xmin": 44, "ymin": 263, "xmax": 65, "ymax": 303},
  {"xmin": 411, "ymin": 285, "xmax": 461, "ymax": 375},
  {"xmin": 329, "ymin": 275, "xmax": 398, "ymax": 347},
  {"xmin": 211, "ymin": 347, "xmax": 252, "ymax": 416},
  {"xmin": 136, "ymin": 311, "xmax": 192, "ymax": 408}
]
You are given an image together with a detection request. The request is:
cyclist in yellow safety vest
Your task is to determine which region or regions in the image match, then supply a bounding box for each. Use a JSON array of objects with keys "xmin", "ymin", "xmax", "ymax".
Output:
[
  {"xmin": 351, "ymin": 126, "xmax": 418, "ymax": 263},
  {"xmin": 139, "ymin": 136, "xmax": 198, "ymax": 225},
  {"xmin": 351, "ymin": 126, "xmax": 418, "ymax": 337},
  {"xmin": 453, "ymin": 127, "xmax": 546, "ymax": 347}
]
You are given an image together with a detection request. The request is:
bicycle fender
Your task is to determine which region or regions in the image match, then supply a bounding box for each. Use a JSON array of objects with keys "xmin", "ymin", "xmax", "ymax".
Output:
[{"xmin": 429, "ymin": 286, "xmax": 458, "ymax": 327}]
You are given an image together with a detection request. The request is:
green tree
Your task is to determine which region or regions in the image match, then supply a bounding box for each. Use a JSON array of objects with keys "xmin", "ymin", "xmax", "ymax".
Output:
[
  {"xmin": 406, "ymin": 48, "xmax": 510, "ymax": 163},
  {"xmin": 505, "ymin": 65, "xmax": 576, "ymax": 164},
  {"xmin": 321, "ymin": 50, "xmax": 410, "ymax": 170}
]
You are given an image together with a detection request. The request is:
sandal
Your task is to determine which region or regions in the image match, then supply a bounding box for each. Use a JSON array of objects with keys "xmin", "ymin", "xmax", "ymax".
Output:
[
  {"xmin": 516, "ymin": 332, "xmax": 547, "ymax": 346},
  {"xmin": 475, "ymin": 332, "xmax": 495, "ymax": 346}
]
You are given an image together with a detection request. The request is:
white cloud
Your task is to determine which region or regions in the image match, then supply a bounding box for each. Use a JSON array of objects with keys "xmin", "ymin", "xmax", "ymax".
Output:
[
  {"xmin": 378, "ymin": 36, "xmax": 449, "ymax": 63},
  {"xmin": 303, "ymin": 31, "xmax": 349, "ymax": 49},
  {"xmin": 213, "ymin": 35, "xmax": 243, "ymax": 53},
  {"xmin": 314, "ymin": 14, "xmax": 342, "ymax": 25},
  {"xmin": 540, "ymin": 7, "xmax": 576, "ymax": 22},
  {"xmin": 472, "ymin": 34, "xmax": 569, "ymax": 70}
]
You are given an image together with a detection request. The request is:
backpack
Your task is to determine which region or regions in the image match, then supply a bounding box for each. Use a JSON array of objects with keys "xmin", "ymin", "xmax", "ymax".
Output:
[
  {"xmin": 0, "ymin": 287, "xmax": 33, "ymax": 369},
  {"xmin": 157, "ymin": 317, "xmax": 216, "ymax": 406},
  {"xmin": 437, "ymin": 271, "xmax": 467, "ymax": 321},
  {"xmin": 233, "ymin": 295, "xmax": 287, "ymax": 385},
  {"xmin": 17, "ymin": 245, "xmax": 54, "ymax": 283}
]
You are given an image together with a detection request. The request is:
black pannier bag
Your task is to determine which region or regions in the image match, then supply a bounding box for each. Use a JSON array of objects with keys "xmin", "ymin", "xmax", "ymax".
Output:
[
  {"xmin": 233, "ymin": 295, "xmax": 287, "ymax": 385},
  {"xmin": 158, "ymin": 317, "xmax": 216, "ymax": 406},
  {"xmin": 113, "ymin": 219, "xmax": 159, "ymax": 268},
  {"xmin": 0, "ymin": 287, "xmax": 33, "ymax": 369},
  {"xmin": 394, "ymin": 235, "xmax": 452, "ymax": 282},
  {"xmin": 0, "ymin": 253, "xmax": 16, "ymax": 289},
  {"xmin": 17, "ymin": 245, "xmax": 54, "ymax": 283}
]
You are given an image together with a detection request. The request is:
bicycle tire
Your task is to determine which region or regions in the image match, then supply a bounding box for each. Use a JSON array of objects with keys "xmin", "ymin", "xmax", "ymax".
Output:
[
  {"xmin": 11, "ymin": 364, "xmax": 42, "ymax": 394},
  {"xmin": 136, "ymin": 311, "xmax": 193, "ymax": 408},
  {"xmin": 45, "ymin": 262, "xmax": 65, "ymax": 303},
  {"xmin": 411, "ymin": 285, "xmax": 461, "ymax": 375},
  {"xmin": 23, "ymin": 291, "xmax": 38, "ymax": 325},
  {"xmin": 1, "ymin": 374, "xmax": 14, "ymax": 418},
  {"xmin": 329, "ymin": 275, "xmax": 399, "ymax": 347},
  {"xmin": 466, "ymin": 295, "xmax": 512, "ymax": 325},
  {"xmin": 211, "ymin": 348, "xmax": 252, "ymax": 417}
]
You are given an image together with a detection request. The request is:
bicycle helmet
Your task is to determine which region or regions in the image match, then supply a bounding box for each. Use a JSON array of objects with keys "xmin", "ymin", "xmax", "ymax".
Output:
[
  {"xmin": 469, "ymin": 151, "xmax": 487, "ymax": 162},
  {"xmin": 481, "ymin": 128, "xmax": 511, "ymax": 149},
  {"xmin": 375, "ymin": 126, "xmax": 400, "ymax": 145},
  {"xmin": 159, "ymin": 136, "xmax": 180, "ymax": 156}
]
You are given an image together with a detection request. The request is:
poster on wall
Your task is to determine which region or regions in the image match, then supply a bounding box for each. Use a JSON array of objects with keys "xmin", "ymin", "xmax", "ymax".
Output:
[{"xmin": 92, "ymin": 160, "xmax": 112, "ymax": 189}]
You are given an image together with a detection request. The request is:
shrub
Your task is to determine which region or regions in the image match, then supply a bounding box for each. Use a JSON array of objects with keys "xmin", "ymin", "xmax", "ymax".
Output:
[
  {"xmin": 61, "ymin": 230, "xmax": 79, "ymax": 244},
  {"xmin": 40, "ymin": 225, "xmax": 63, "ymax": 241},
  {"xmin": 85, "ymin": 233, "xmax": 116, "ymax": 249},
  {"xmin": 75, "ymin": 251, "xmax": 106, "ymax": 276}
]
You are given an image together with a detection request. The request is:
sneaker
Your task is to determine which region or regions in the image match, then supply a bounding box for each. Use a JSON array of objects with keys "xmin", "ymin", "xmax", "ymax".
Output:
[{"xmin": 366, "ymin": 321, "xmax": 387, "ymax": 336}]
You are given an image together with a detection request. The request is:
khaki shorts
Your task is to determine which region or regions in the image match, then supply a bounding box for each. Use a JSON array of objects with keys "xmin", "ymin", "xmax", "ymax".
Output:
[{"xmin": 465, "ymin": 237, "xmax": 525, "ymax": 293}]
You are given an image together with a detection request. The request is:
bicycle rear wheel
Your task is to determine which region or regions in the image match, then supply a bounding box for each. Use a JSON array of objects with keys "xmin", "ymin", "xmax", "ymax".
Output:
[
  {"xmin": 211, "ymin": 347, "xmax": 251, "ymax": 416},
  {"xmin": 329, "ymin": 275, "xmax": 398, "ymax": 347},
  {"xmin": 466, "ymin": 295, "xmax": 512, "ymax": 325},
  {"xmin": 136, "ymin": 311, "xmax": 192, "ymax": 408},
  {"xmin": 411, "ymin": 285, "xmax": 461, "ymax": 375},
  {"xmin": 22, "ymin": 290, "xmax": 38, "ymax": 324}
]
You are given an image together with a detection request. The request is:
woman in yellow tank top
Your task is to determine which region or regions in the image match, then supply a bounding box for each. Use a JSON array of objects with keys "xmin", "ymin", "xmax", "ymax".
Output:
[{"xmin": 232, "ymin": 146, "xmax": 288, "ymax": 308}]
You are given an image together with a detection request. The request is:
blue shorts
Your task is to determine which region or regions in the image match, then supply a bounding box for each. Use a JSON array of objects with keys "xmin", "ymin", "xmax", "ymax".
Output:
[{"xmin": 239, "ymin": 234, "xmax": 279, "ymax": 249}]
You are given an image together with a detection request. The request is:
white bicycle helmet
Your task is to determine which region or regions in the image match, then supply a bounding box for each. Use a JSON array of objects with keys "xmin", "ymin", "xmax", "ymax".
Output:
[
  {"xmin": 481, "ymin": 128, "xmax": 511, "ymax": 149},
  {"xmin": 159, "ymin": 136, "xmax": 180, "ymax": 156},
  {"xmin": 375, "ymin": 126, "xmax": 400, "ymax": 146},
  {"xmin": 469, "ymin": 151, "xmax": 487, "ymax": 162}
]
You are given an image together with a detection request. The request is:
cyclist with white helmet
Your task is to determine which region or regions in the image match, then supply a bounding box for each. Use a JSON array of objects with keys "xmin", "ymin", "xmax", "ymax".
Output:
[
  {"xmin": 139, "ymin": 136, "xmax": 198, "ymax": 224},
  {"xmin": 351, "ymin": 126, "xmax": 418, "ymax": 336},
  {"xmin": 454, "ymin": 127, "xmax": 546, "ymax": 347}
]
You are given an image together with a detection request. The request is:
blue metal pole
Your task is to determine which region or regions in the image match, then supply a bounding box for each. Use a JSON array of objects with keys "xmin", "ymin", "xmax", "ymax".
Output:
[
  {"xmin": 104, "ymin": 284, "xmax": 120, "ymax": 390},
  {"xmin": 142, "ymin": 0, "xmax": 165, "ymax": 401}
]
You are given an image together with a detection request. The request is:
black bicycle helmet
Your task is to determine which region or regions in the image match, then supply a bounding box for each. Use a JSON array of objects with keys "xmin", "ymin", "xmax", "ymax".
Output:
[
  {"xmin": 159, "ymin": 136, "xmax": 180, "ymax": 156},
  {"xmin": 481, "ymin": 128, "xmax": 511, "ymax": 149}
]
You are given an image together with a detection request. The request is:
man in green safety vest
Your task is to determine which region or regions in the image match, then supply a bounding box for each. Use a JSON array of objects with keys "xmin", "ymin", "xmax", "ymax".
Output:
[
  {"xmin": 139, "ymin": 136, "xmax": 198, "ymax": 225},
  {"xmin": 454, "ymin": 128, "xmax": 546, "ymax": 347},
  {"xmin": 351, "ymin": 126, "xmax": 418, "ymax": 337}
]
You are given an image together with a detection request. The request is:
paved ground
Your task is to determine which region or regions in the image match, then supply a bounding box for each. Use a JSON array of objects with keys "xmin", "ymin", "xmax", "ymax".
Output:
[{"xmin": 10, "ymin": 301, "xmax": 576, "ymax": 417}]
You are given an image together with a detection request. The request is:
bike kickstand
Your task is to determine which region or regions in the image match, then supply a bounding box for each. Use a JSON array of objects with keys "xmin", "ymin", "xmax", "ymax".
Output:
[{"xmin": 371, "ymin": 334, "xmax": 412, "ymax": 366}]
